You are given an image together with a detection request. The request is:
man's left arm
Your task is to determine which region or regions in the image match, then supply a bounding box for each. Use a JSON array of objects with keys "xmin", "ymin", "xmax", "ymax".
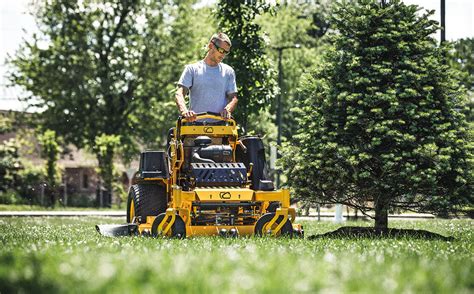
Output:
[{"xmin": 222, "ymin": 93, "xmax": 238, "ymax": 119}]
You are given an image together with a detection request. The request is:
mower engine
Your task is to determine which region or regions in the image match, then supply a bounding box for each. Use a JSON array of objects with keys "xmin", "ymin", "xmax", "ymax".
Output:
[{"xmin": 188, "ymin": 136, "xmax": 247, "ymax": 188}]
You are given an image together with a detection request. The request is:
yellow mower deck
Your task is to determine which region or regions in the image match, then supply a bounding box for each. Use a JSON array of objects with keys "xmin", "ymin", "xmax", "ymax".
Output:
[
  {"xmin": 133, "ymin": 185, "xmax": 301, "ymax": 237},
  {"xmin": 98, "ymin": 113, "xmax": 303, "ymax": 238}
]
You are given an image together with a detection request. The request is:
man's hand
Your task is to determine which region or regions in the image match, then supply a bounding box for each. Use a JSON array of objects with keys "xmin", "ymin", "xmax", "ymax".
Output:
[
  {"xmin": 222, "ymin": 93, "xmax": 237, "ymax": 120},
  {"xmin": 176, "ymin": 86, "xmax": 197, "ymax": 121},
  {"xmin": 182, "ymin": 110, "xmax": 197, "ymax": 122},
  {"xmin": 221, "ymin": 107, "xmax": 231, "ymax": 120}
]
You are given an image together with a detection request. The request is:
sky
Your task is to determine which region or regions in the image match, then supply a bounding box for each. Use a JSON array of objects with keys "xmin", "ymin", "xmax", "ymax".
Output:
[{"xmin": 1, "ymin": 0, "xmax": 473, "ymax": 111}]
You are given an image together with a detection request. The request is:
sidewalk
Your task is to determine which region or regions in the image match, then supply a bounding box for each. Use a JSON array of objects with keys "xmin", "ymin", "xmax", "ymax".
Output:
[
  {"xmin": 0, "ymin": 210, "xmax": 436, "ymax": 219},
  {"xmin": 0, "ymin": 210, "xmax": 125, "ymax": 217}
]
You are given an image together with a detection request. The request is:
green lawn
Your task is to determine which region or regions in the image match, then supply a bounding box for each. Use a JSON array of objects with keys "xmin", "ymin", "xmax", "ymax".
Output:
[{"xmin": 0, "ymin": 217, "xmax": 472, "ymax": 293}]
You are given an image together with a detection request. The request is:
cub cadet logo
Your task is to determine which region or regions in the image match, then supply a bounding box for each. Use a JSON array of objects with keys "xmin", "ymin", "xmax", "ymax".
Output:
[
  {"xmin": 204, "ymin": 127, "xmax": 214, "ymax": 133},
  {"xmin": 219, "ymin": 192, "xmax": 231, "ymax": 199}
]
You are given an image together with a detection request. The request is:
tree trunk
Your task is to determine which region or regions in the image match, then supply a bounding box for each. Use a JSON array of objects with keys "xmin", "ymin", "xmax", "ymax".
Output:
[
  {"xmin": 105, "ymin": 149, "xmax": 114, "ymax": 208},
  {"xmin": 50, "ymin": 187, "xmax": 56, "ymax": 207},
  {"xmin": 374, "ymin": 197, "xmax": 389, "ymax": 230},
  {"xmin": 105, "ymin": 176, "xmax": 113, "ymax": 208},
  {"xmin": 40, "ymin": 184, "xmax": 45, "ymax": 206},
  {"xmin": 99, "ymin": 178, "xmax": 103, "ymax": 208},
  {"xmin": 63, "ymin": 177, "xmax": 68, "ymax": 206},
  {"xmin": 97, "ymin": 150, "xmax": 114, "ymax": 208}
]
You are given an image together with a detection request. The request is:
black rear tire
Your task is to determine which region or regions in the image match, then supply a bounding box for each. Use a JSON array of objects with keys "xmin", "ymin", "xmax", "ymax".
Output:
[
  {"xmin": 126, "ymin": 184, "xmax": 168, "ymax": 223},
  {"xmin": 254, "ymin": 212, "xmax": 293, "ymax": 237}
]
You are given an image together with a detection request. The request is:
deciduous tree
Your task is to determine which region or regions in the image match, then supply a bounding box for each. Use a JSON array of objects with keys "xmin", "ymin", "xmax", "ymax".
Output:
[
  {"xmin": 9, "ymin": 0, "xmax": 197, "ymax": 206},
  {"xmin": 215, "ymin": 0, "xmax": 277, "ymax": 132},
  {"xmin": 0, "ymin": 114, "xmax": 22, "ymax": 194},
  {"xmin": 258, "ymin": 1, "xmax": 332, "ymax": 143},
  {"xmin": 450, "ymin": 38, "xmax": 474, "ymax": 126},
  {"xmin": 38, "ymin": 129, "xmax": 62, "ymax": 206}
]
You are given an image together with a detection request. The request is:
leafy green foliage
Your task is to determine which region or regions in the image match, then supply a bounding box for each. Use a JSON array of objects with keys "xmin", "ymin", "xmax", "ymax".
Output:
[
  {"xmin": 449, "ymin": 38, "xmax": 474, "ymax": 127},
  {"xmin": 215, "ymin": 0, "xmax": 278, "ymax": 133},
  {"xmin": 94, "ymin": 134, "xmax": 120, "ymax": 207},
  {"xmin": 8, "ymin": 0, "xmax": 198, "ymax": 193},
  {"xmin": 38, "ymin": 130, "xmax": 62, "ymax": 187},
  {"xmin": 305, "ymin": 1, "xmax": 332, "ymax": 40},
  {"xmin": 0, "ymin": 139, "xmax": 23, "ymax": 193},
  {"xmin": 0, "ymin": 191, "xmax": 24, "ymax": 205},
  {"xmin": 281, "ymin": 0, "xmax": 473, "ymax": 228},
  {"xmin": 0, "ymin": 141, "xmax": 44, "ymax": 206},
  {"xmin": 16, "ymin": 163, "xmax": 46, "ymax": 205},
  {"xmin": 0, "ymin": 114, "xmax": 21, "ymax": 193},
  {"xmin": 1, "ymin": 113, "xmax": 46, "ymax": 204},
  {"xmin": 38, "ymin": 130, "xmax": 62, "ymax": 206},
  {"xmin": 0, "ymin": 114, "xmax": 13, "ymax": 135},
  {"xmin": 0, "ymin": 217, "xmax": 472, "ymax": 293},
  {"xmin": 258, "ymin": 1, "xmax": 332, "ymax": 141},
  {"xmin": 450, "ymin": 38, "xmax": 474, "ymax": 94}
]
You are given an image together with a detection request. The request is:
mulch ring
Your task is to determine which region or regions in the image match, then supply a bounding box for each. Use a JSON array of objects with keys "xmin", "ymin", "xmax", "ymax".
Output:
[{"xmin": 308, "ymin": 226, "xmax": 454, "ymax": 241}]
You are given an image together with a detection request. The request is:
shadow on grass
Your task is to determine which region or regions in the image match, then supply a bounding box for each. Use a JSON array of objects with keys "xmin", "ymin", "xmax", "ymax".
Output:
[{"xmin": 308, "ymin": 226, "xmax": 454, "ymax": 241}]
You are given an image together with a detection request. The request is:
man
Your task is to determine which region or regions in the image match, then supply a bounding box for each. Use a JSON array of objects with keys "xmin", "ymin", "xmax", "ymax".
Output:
[{"xmin": 175, "ymin": 32, "xmax": 238, "ymax": 122}]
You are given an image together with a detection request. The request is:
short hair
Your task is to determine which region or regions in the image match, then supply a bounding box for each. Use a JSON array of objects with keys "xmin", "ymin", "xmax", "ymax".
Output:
[{"xmin": 210, "ymin": 32, "xmax": 232, "ymax": 47}]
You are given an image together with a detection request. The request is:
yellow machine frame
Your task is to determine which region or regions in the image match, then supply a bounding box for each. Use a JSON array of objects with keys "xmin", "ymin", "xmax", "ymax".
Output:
[{"xmin": 131, "ymin": 114, "xmax": 301, "ymax": 238}]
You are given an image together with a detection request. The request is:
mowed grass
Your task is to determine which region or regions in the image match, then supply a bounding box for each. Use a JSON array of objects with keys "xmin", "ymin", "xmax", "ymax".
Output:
[{"xmin": 0, "ymin": 217, "xmax": 472, "ymax": 293}]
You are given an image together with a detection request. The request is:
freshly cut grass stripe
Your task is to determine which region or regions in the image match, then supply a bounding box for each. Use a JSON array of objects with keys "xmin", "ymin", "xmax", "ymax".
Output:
[{"xmin": 0, "ymin": 218, "xmax": 472, "ymax": 293}]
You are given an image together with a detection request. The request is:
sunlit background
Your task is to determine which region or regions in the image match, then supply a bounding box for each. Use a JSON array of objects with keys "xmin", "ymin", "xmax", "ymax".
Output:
[{"xmin": 1, "ymin": 0, "xmax": 473, "ymax": 111}]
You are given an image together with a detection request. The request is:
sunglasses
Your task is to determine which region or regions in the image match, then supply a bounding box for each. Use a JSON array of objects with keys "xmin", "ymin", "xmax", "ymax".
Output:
[{"xmin": 212, "ymin": 41, "xmax": 230, "ymax": 55}]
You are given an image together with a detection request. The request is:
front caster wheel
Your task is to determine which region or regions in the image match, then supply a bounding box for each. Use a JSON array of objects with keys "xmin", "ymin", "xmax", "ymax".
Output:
[
  {"xmin": 254, "ymin": 212, "xmax": 293, "ymax": 237},
  {"xmin": 151, "ymin": 212, "xmax": 186, "ymax": 238}
]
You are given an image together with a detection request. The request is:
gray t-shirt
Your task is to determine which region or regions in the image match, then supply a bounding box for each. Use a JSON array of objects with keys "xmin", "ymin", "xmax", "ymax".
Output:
[{"xmin": 178, "ymin": 60, "xmax": 237, "ymax": 114}]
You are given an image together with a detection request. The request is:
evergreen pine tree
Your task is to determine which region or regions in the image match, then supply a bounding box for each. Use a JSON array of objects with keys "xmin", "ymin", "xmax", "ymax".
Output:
[{"xmin": 282, "ymin": 0, "xmax": 473, "ymax": 229}]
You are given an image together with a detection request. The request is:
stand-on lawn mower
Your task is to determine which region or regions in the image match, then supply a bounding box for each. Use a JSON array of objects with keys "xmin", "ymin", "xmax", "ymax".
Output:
[{"xmin": 97, "ymin": 112, "xmax": 303, "ymax": 238}]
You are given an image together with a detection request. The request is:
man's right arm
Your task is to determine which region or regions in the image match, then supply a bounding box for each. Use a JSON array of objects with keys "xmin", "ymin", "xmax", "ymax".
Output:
[{"xmin": 175, "ymin": 85, "xmax": 197, "ymax": 121}]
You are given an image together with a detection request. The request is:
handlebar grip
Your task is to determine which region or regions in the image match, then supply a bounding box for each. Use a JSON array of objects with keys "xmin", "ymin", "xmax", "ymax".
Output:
[
  {"xmin": 194, "ymin": 112, "xmax": 221, "ymax": 117},
  {"xmin": 179, "ymin": 111, "xmax": 222, "ymax": 120},
  {"xmin": 179, "ymin": 111, "xmax": 235, "ymax": 126}
]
